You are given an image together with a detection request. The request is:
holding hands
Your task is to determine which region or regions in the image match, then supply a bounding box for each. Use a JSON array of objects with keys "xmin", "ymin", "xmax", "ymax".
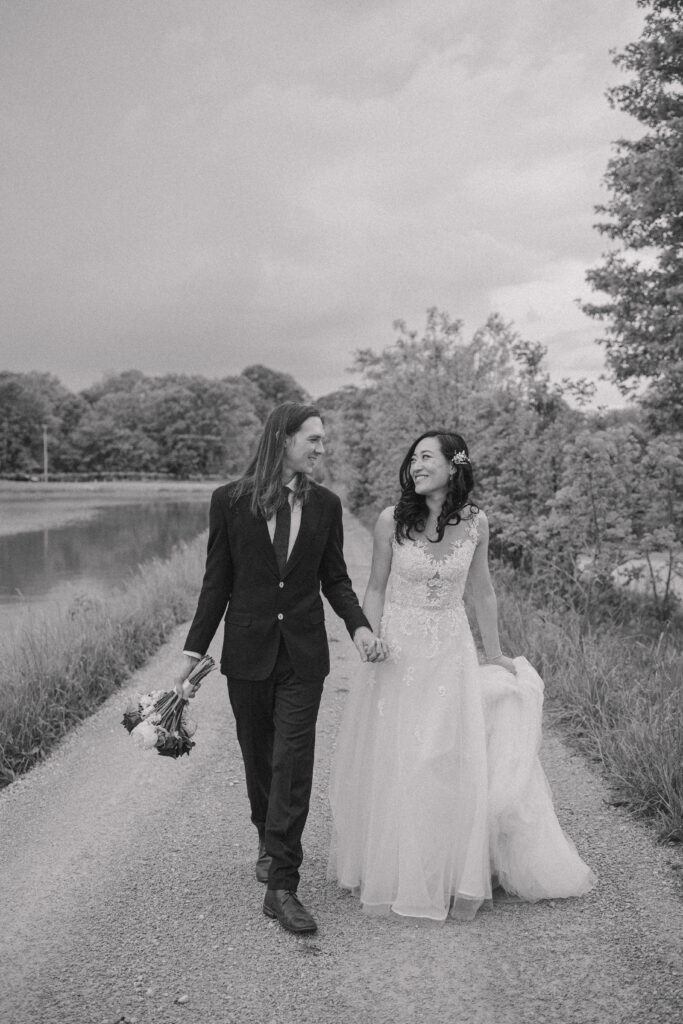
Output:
[
  {"xmin": 354, "ymin": 627, "xmax": 389, "ymax": 663},
  {"xmin": 171, "ymin": 629, "xmax": 390, "ymax": 696}
]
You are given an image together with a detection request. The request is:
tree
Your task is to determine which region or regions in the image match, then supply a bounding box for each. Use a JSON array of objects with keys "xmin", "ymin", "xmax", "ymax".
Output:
[
  {"xmin": 144, "ymin": 375, "xmax": 262, "ymax": 476},
  {"xmin": 79, "ymin": 369, "xmax": 147, "ymax": 405},
  {"xmin": 241, "ymin": 365, "xmax": 310, "ymax": 421},
  {"xmin": 583, "ymin": 0, "xmax": 683, "ymax": 429},
  {"xmin": 326, "ymin": 309, "xmax": 575, "ymax": 526},
  {"xmin": 70, "ymin": 406, "xmax": 161, "ymax": 473},
  {"xmin": 317, "ymin": 384, "xmax": 376, "ymax": 508},
  {"xmin": 0, "ymin": 372, "xmax": 68, "ymax": 474},
  {"xmin": 51, "ymin": 393, "xmax": 90, "ymax": 472},
  {"xmin": 533, "ymin": 425, "xmax": 683, "ymax": 619}
]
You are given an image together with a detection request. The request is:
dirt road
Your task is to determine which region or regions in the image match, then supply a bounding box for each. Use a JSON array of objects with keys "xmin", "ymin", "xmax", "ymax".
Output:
[{"xmin": 1, "ymin": 512, "xmax": 681, "ymax": 1024}]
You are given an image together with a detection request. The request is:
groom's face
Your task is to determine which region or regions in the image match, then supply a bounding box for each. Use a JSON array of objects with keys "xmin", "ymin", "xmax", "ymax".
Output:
[{"xmin": 283, "ymin": 416, "xmax": 326, "ymax": 478}]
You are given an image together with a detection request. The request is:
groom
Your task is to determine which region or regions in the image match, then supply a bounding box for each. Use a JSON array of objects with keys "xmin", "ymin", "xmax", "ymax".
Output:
[{"xmin": 174, "ymin": 402, "xmax": 380, "ymax": 935}]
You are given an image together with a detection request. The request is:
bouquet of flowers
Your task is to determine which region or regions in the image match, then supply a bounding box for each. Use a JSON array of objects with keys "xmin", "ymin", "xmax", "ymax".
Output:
[{"xmin": 121, "ymin": 655, "xmax": 216, "ymax": 758}]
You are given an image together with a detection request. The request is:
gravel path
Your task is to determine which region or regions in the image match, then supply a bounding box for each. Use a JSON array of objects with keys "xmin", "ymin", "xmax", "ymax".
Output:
[{"xmin": 1, "ymin": 512, "xmax": 682, "ymax": 1024}]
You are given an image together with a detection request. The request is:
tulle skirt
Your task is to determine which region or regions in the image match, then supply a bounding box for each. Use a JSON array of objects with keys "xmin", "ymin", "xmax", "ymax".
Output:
[{"xmin": 328, "ymin": 653, "xmax": 597, "ymax": 922}]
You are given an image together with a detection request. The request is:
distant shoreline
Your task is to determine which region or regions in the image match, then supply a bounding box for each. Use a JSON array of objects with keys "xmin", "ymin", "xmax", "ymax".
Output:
[{"xmin": 0, "ymin": 479, "xmax": 216, "ymax": 538}]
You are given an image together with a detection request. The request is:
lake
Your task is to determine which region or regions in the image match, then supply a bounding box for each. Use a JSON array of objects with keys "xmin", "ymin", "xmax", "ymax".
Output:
[{"xmin": 0, "ymin": 497, "xmax": 210, "ymax": 637}]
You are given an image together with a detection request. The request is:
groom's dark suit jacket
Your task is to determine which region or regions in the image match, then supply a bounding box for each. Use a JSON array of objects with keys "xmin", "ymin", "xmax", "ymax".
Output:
[{"xmin": 184, "ymin": 480, "xmax": 370, "ymax": 681}]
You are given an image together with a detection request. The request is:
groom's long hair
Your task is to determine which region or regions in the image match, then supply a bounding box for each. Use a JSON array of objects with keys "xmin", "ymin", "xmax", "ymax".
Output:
[
  {"xmin": 395, "ymin": 430, "xmax": 478, "ymax": 544},
  {"xmin": 233, "ymin": 402, "xmax": 322, "ymax": 519}
]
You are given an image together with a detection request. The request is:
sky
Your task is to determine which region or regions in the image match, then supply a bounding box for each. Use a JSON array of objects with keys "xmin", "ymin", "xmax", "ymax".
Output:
[{"xmin": 1, "ymin": 0, "xmax": 645, "ymax": 406}]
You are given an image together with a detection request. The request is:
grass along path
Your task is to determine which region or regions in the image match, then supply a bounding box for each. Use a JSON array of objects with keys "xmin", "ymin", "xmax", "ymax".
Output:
[
  {"xmin": 0, "ymin": 532, "xmax": 208, "ymax": 786},
  {"xmin": 495, "ymin": 579, "xmax": 683, "ymax": 844}
]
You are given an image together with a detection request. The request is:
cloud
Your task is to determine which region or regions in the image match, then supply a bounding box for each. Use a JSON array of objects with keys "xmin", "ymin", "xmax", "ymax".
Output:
[
  {"xmin": 0, "ymin": 0, "xmax": 643, "ymax": 406},
  {"xmin": 487, "ymin": 260, "xmax": 628, "ymax": 406}
]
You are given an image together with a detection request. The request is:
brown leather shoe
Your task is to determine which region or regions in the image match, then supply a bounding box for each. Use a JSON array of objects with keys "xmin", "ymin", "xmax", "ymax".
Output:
[
  {"xmin": 255, "ymin": 840, "xmax": 272, "ymax": 884},
  {"xmin": 263, "ymin": 889, "xmax": 318, "ymax": 934}
]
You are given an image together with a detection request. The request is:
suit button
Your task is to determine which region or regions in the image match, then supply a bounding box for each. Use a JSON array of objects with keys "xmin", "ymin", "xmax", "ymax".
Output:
[
  {"xmin": 279, "ymin": 581, "xmax": 284, "ymax": 589},
  {"xmin": 277, "ymin": 613, "xmax": 284, "ymax": 620}
]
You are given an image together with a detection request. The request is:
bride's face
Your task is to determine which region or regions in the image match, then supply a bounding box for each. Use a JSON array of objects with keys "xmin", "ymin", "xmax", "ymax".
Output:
[{"xmin": 410, "ymin": 439, "xmax": 451, "ymax": 496}]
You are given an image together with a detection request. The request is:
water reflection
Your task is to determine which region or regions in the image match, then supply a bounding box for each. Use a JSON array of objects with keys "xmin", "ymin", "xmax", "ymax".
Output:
[{"xmin": 0, "ymin": 502, "xmax": 208, "ymax": 612}]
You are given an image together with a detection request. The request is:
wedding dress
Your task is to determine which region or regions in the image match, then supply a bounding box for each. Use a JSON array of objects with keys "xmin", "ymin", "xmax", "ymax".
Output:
[{"xmin": 328, "ymin": 514, "xmax": 597, "ymax": 921}]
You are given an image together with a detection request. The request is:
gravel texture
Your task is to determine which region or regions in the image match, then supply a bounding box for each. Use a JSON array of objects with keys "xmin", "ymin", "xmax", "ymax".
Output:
[{"xmin": 1, "ymin": 511, "xmax": 682, "ymax": 1024}]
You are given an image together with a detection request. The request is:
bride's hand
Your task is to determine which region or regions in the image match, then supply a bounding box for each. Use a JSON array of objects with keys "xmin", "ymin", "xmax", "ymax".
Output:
[
  {"xmin": 488, "ymin": 654, "xmax": 517, "ymax": 675},
  {"xmin": 353, "ymin": 628, "xmax": 389, "ymax": 663},
  {"xmin": 368, "ymin": 637, "xmax": 390, "ymax": 662}
]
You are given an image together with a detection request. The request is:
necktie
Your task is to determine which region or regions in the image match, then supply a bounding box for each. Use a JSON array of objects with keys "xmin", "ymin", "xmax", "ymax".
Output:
[{"xmin": 272, "ymin": 486, "xmax": 291, "ymax": 576}]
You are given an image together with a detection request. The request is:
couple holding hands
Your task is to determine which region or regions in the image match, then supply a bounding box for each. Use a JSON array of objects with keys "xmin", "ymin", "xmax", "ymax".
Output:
[{"xmin": 174, "ymin": 403, "xmax": 595, "ymax": 935}]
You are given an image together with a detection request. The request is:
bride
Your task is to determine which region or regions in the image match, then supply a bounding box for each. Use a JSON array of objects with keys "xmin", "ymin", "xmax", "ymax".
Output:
[{"xmin": 328, "ymin": 430, "xmax": 597, "ymax": 921}]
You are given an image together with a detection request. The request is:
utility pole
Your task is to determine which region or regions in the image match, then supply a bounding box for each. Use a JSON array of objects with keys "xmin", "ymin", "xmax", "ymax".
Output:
[{"xmin": 42, "ymin": 424, "xmax": 48, "ymax": 483}]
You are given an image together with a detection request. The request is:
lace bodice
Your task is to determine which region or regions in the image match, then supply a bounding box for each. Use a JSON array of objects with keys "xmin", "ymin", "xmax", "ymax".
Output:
[
  {"xmin": 387, "ymin": 514, "xmax": 479, "ymax": 611},
  {"xmin": 379, "ymin": 514, "xmax": 480, "ymax": 661}
]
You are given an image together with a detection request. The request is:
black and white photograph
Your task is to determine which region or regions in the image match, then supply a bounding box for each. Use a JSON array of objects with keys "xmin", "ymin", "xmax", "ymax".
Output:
[{"xmin": 1, "ymin": 2, "xmax": 682, "ymax": 1022}]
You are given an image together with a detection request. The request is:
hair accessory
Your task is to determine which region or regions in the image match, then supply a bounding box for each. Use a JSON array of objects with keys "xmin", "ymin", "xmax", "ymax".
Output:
[{"xmin": 451, "ymin": 451, "xmax": 469, "ymax": 466}]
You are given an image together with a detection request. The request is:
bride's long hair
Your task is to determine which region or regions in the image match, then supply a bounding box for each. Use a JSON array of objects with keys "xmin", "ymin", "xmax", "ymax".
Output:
[
  {"xmin": 394, "ymin": 430, "xmax": 478, "ymax": 544},
  {"xmin": 232, "ymin": 402, "xmax": 322, "ymax": 519}
]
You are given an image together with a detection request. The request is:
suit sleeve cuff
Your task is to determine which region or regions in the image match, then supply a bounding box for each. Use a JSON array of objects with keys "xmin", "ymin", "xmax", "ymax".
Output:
[{"xmin": 347, "ymin": 610, "xmax": 372, "ymax": 638}]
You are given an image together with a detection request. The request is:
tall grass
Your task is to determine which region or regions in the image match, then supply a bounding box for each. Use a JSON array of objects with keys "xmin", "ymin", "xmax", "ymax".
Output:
[
  {"xmin": 0, "ymin": 533, "xmax": 208, "ymax": 788},
  {"xmin": 493, "ymin": 570, "xmax": 683, "ymax": 843}
]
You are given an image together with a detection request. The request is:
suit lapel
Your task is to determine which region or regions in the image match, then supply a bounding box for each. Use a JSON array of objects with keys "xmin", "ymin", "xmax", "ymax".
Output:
[{"xmin": 238, "ymin": 498, "xmax": 281, "ymax": 577}]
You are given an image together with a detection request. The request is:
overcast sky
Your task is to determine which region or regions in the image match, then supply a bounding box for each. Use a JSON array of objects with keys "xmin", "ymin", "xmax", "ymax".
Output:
[{"xmin": 1, "ymin": 0, "xmax": 644, "ymax": 405}]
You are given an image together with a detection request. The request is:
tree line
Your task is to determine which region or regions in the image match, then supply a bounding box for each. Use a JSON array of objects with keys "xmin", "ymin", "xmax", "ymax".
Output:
[{"xmin": 0, "ymin": 365, "xmax": 308, "ymax": 479}]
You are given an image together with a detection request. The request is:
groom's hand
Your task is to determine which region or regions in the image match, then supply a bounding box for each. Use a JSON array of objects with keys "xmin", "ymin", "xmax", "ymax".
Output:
[
  {"xmin": 353, "ymin": 627, "xmax": 373, "ymax": 662},
  {"xmin": 173, "ymin": 654, "xmax": 201, "ymax": 699},
  {"xmin": 371, "ymin": 638, "xmax": 390, "ymax": 661}
]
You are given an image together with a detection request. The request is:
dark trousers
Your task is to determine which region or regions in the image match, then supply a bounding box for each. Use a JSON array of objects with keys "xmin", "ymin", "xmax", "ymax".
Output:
[{"xmin": 227, "ymin": 638, "xmax": 325, "ymax": 891}]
